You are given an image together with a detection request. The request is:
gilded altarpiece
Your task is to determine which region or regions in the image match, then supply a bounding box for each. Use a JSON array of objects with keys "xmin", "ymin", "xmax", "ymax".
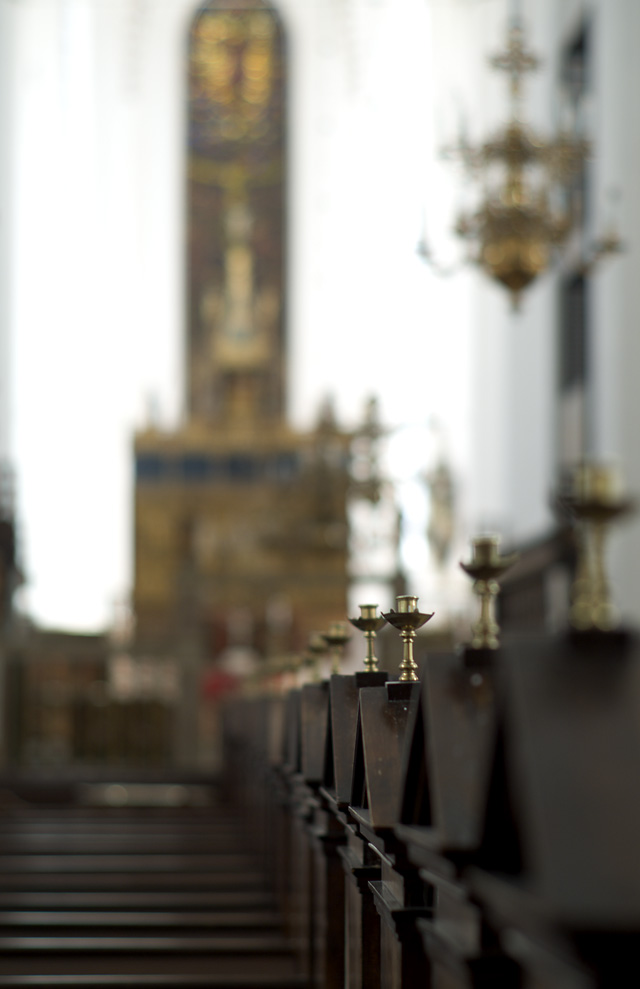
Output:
[{"xmin": 133, "ymin": 1, "xmax": 351, "ymax": 665}]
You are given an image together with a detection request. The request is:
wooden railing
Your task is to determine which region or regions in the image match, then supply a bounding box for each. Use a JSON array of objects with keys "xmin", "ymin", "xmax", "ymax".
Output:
[{"xmin": 221, "ymin": 628, "xmax": 640, "ymax": 988}]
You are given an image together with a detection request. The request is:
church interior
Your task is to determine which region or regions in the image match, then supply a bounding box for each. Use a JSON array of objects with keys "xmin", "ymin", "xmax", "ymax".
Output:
[{"xmin": 0, "ymin": 0, "xmax": 638, "ymax": 985}]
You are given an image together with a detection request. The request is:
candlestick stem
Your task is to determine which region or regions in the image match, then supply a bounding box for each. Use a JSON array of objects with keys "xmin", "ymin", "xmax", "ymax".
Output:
[
  {"xmin": 399, "ymin": 628, "xmax": 419, "ymax": 682},
  {"xmin": 460, "ymin": 536, "xmax": 518, "ymax": 650},
  {"xmin": 381, "ymin": 596, "xmax": 434, "ymax": 683}
]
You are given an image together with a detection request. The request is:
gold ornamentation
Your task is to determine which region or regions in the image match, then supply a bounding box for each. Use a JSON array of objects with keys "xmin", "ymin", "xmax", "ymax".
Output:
[
  {"xmin": 188, "ymin": 158, "xmax": 282, "ymax": 190},
  {"xmin": 322, "ymin": 622, "xmax": 351, "ymax": 676},
  {"xmin": 460, "ymin": 537, "xmax": 518, "ymax": 649},
  {"xmin": 192, "ymin": 10, "xmax": 275, "ymax": 141},
  {"xmin": 382, "ymin": 595, "xmax": 434, "ymax": 683},
  {"xmin": 560, "ymin": 463, "xmax": 634, "ymax": 631},
  {"xmin": 304, "ymin": 631, "xmax": 328, "ymax": 682},
  {"xmin": 437, "ymin": 24, "xmax": 619, "ymax": 308},
  {"xmin": 348, "ymin": 604, "xmax": 385, "ymax": 673}
]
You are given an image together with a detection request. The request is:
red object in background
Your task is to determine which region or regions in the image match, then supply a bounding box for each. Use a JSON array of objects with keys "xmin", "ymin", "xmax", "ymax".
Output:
[{"xmin": 201, "ymin": 669, "xmax": 240, "ymax": 699}]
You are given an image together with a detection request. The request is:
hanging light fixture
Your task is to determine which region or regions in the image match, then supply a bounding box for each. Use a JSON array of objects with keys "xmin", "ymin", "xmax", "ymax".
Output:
[{"xmin": 429, "ymin": 22, "xmax": 619, "ymax": 309}]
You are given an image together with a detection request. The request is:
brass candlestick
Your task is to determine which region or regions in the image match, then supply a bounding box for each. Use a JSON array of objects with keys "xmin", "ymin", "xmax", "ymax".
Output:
[
  {"xmin": 560, "ymin": 463, "xmax": 634, "ymax": 631},
  {"xmin": 348, "ymin": 604, "xmax": 386, "ymax": 672},
  {"xmin": 322, "ymin": 622, "xmax": 351, "ymax": 675},
  {"xmin": 305, "ymin": 631, "xmax": 328, "ymax": 681},
  {"xmin": 382, "ymin": 595, "xmax": 434, "ymax": 682},
  {"xmin": 460, "ymin": 536, "xmax": 518, "ymax": 649}
]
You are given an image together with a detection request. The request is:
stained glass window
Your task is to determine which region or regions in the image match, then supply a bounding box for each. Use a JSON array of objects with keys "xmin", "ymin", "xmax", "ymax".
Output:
[{"xmin": 187, "ymin": 0, "xmax": 286, "ymax": 422}]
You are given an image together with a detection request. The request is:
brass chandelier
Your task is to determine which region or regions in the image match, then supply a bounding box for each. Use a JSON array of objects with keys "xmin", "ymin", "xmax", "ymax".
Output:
[{"xmin": 436, "ymin": 23, "xmax": 612, "ymax": 308}]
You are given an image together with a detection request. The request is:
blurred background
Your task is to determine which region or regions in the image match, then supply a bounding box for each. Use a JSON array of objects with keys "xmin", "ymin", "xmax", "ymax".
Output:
[{"xmin": 0, "ymin": 0, "xmax": 638, "ymax": 768}]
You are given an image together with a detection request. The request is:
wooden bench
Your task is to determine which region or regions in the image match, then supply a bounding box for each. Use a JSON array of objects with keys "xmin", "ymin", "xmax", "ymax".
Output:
[{"xmin": 0, "ymin": 784, "xmax": 305, "ymax": 988}]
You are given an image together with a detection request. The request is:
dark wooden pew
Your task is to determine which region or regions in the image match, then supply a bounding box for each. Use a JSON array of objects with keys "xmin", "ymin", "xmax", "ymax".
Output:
[
  {"xmin": 467, "ymin": 630, "xmax": 640, "ymax": 988},
  {"xmin": 394, "ymin": 647, "xmax": 517, "ymax": 989},
  {"xmin": 349, "ymin": 680, "xmax": 430, "ymax": 989},
  {"xmin": 0, "ymin": 979, "xmax": 303, "ymax": 989},
  {"xmin": 0, "ymin": 781, "xmax": 305, "ymax": 988},
  {"xmin": 0, "ymin": 980, "xmax": 302, "ymax": 989},
  {"xmin": 323, "ymin": 671, "xmax": 388, "ymax": 989}
]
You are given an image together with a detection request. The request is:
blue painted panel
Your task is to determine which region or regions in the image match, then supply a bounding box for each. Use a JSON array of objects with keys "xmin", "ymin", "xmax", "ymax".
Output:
[
  {"xmin": 136, "ymin": 454, "xmax": 170, "ymax": 482},
  {"xmin": 136, "ymin": 451, "xmax": 302, "ymax": 485}
]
